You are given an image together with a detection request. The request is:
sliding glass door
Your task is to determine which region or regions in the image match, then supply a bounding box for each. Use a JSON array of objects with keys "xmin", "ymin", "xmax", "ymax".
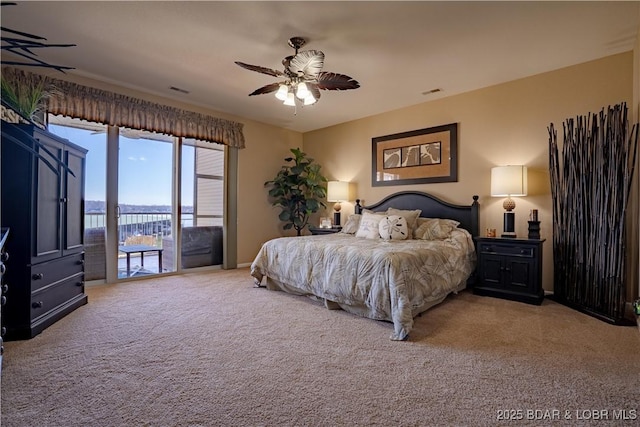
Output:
[
  {"xmin": 117, "ymin": 131, "xmax": 174, "ymax": 278},
  {"xmin": 172, "ymin": 140, "xmax": 225, "ymax": 271},
  {"xmin": 48, "ymin": 115, "xmax": 225, "ymax": 283}
]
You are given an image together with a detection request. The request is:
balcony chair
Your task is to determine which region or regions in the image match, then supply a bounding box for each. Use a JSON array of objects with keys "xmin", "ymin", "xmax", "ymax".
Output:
[
  {"xmin": 84, "ymin": 227, "xmax": 106, "ymax": 281},
  {"xmin": 161, "ymin": 226, "xmax": 222, "ymax": 270}
]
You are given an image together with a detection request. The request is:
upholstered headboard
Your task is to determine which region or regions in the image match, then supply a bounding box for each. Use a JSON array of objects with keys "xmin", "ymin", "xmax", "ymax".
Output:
[{"xmin": 355, "ymin": 191, "xmax": 480, "ymax": 238}]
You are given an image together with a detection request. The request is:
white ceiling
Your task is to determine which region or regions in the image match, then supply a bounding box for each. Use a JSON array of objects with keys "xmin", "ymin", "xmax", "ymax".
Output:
[{"xmin": 2, "ymin": 1, "xmax": 639, "ymax": 133}]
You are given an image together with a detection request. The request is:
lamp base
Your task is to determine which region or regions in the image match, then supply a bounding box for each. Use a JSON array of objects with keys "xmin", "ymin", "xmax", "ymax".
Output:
[
  {"xmin": 333, "ymin": 211, "xmax": 341, "ymax": 226},
  {"xmin": 502, "ymin": 211, "xmax": 516, "ymax": 238}
]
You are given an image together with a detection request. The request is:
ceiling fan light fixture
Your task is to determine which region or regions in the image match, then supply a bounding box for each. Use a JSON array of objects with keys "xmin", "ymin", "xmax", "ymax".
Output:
[
  {"xmin": 283, "ymin": 91, "xmax": 296, "ymax": 106},
  {"xmin": 296, "ymin": 82, "xmax": 310, "ymax": 100},
  {"xmin": 275, "ymin": 84, "xmax": 289, "ymax": 101},
  {"xmin": 236, "ymin": 37, "xmax": 359, "ymax": 108}
]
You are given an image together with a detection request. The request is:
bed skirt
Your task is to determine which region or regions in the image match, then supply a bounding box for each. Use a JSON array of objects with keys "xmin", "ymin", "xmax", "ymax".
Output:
[{"xmin": 261, "ymin": 275, "xmax": 468, "ymax": 338}]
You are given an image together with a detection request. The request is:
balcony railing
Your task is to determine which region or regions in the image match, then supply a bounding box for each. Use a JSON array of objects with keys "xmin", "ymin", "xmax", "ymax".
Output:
[
  {"xmin": 84, "ymin": 212, "xmax": 195, "ymax": 280},
  {"xmin": 85, "ymin": 212, "xmax": 193, "ymax": 244}
]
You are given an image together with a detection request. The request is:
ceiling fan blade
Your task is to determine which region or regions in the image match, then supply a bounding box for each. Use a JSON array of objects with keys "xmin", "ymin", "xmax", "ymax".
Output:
[
  {"xmin": 317, "ymin": 72, "xmax": 360, "ymax": 91},
  {"xmin": 307, "ymin": 83, "xmax": 321, "ymax": 100},
  {"xmin": 248, "ymin": 82, "xmax": 283, "ymax": 96},
  {"xmin": 288, "ymin": 50, "xmax": 324, "ymax": 80},
  {"xmin": 235, "ymin": 61, "xmax": 285, "ymax": 77}
]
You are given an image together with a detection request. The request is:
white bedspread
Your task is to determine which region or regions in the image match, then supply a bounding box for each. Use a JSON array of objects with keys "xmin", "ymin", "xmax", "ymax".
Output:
[{"xmin": 250, "ymin": 229, "xmax": 476, "ymax": 340}]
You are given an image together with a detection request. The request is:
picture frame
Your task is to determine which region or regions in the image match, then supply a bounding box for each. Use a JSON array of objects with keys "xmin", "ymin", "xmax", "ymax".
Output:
[
  {"xmin": 371, "ymin": 123, "xmax": 458, "ymax": 186},
  {"xmin": 319, "ymin": 217, "xmax": 333, "ymax": 229}
]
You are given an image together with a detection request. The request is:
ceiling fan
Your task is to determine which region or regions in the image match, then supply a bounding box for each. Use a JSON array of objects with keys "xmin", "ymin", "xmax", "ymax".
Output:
[{"xmin": 235, "ymin": 36, "xmax": 360, "ymax": 107}]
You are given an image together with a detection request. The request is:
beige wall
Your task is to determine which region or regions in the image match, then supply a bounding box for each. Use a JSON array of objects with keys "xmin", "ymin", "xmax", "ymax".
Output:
[
  {"xmin": 302, "ymin": 52, "xmax": 634, "ymax": 292},
  {"xmin": 238, "ymin": 124, "xmax": 302, "ymax": 264}
]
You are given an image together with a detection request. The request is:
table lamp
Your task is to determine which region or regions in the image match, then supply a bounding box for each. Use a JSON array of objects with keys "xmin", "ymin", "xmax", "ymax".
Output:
[
  {"xmin": 327, "ymin": 181, "xmax": 349, "ymax": 226},
  {"xmin": 491, "ymin": 165, "xmax": 527, "ymax": 238}
]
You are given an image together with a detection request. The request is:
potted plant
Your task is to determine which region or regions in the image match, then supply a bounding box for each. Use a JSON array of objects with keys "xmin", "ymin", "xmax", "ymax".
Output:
[
  {"xmin": 1, "ymin": 71, "xmax": 57, "ymax": 128},
  {"xmin": 1, "ymin": 70, "xmax": 72, "ymax": 177},
  {"xmin": 265, "ymin": 147, "xmax": 327, "ymax": 235}
]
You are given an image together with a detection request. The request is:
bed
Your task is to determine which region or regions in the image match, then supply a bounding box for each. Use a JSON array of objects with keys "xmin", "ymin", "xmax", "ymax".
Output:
[{"xmin": 250, "ymin": 191, "xmax": 480, "ymax": 340}]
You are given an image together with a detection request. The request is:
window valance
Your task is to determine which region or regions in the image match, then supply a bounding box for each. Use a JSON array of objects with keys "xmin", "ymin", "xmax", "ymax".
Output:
[{"xmin": 1, "ymin": 67, "xmax": 245, "ymax": 149}]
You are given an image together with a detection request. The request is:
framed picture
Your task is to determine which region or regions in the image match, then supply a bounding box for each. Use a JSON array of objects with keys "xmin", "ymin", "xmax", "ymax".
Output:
[
  {"xmin": 372, "ymin": 123, "xmax": 458, "ymax": 186},
  {"xmin": 319, "ymin": 217, "xmax": 332, "ymax": 229}
]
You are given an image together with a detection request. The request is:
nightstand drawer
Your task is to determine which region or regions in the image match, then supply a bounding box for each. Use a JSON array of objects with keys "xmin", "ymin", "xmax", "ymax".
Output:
[{"xmin": 479, "ymin": 243, "xmax": 534, "ymax": 258}]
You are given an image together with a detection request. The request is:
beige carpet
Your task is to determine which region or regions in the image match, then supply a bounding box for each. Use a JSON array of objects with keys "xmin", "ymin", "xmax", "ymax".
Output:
[{"xmin": 2, "ymin": 268, "xmax": 639, "ymax": 427}]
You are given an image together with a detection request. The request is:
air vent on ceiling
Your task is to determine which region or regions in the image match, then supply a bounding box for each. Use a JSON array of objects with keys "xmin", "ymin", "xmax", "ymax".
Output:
[
  {"xmin": 421, "ymin": 88, "xmax": 442, "ymax": 96},
  {"xmin": 169, "ymin": 86, "xmax": 190, "ymax": 94}
]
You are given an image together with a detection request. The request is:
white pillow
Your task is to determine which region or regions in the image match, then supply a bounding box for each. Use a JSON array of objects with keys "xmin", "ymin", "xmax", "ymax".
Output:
[
  {"xmin": 340, "ymin": 214, "xmax": 361, "ymax": 234},
  {"xmin": 414, "ymin": 218, "xmax": 460, "ymax": 240},
  {"xmin": 378, "ymin": 215, "xmax": 409, "ymax": 240},
  {"xmin": 355, "ymin": 212, "xmax": 385, "ymax": 239}
]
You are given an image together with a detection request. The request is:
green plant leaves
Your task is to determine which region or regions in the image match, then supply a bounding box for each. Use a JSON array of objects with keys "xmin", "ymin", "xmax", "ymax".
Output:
[
  {"xmin": 265, "ymin": 147, "xmax": 327, "ymax": 235},
  {"xmin": 1, "ymin": 75, "xmax": 58, "ymax": 128}
]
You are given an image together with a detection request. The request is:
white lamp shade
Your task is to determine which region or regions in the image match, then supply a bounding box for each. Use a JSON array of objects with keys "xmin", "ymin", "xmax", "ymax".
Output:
[
  {"xmin": 327, "ymin": 181, "xmax": 349, "ymax": 202},
  {"xmin": 296, "ymin": 82, "xmax": 310, "ymax": 99},
  {"xmin": 303, "ymin": 94, "xmax": 317, "ymax": 105},
  {"xmin": 491, "ymin": 166, "xmax": 528, "ymax": 196},
  {"xmin": 275, "ymin": 84, "xmax": 288, "ymax": 101},
  {"xmin": 283, "ymin": 91, "xmax": 296, "ymax": 106}
]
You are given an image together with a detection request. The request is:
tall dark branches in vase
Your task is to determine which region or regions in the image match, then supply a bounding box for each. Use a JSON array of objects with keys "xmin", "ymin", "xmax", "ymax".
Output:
[{"xmin": 548, "ymin": 103, "xmax": 638, "ymax": 324}]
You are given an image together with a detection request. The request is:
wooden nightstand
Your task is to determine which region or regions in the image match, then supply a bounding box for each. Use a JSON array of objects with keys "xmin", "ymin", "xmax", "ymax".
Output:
[
  {"xmin": 309, "ymin": 226, "xmax": 342, "ymax": 235},
  {"xmin": 474, "ymin": 237, "xmax": 545, "ymax": 305}
]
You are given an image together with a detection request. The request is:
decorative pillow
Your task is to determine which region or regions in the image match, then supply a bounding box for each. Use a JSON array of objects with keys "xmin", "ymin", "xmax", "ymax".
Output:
[
  {"xmin": 415, "ymin": 218, "xmax": 460, "ymax": 240},
  {"xmin": 386, "ymin": 208, "xmax": 421, "ymax": 238},
  {"xmin": 340, "ymin": 214, "xmax": 362, "ymax": 234},
  {"xmin": 355, "ymin": 212, "xmax": 385, "ymax": 239},
  {"xmin": 378, "ymin": 215, "xmax": 409, "ymax": 240}
]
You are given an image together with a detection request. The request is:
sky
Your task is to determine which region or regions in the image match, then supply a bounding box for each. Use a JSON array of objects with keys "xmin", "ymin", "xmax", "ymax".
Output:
[{"xmin": 49, "ymin": 124, "xmax": 194, "ymax": 207}]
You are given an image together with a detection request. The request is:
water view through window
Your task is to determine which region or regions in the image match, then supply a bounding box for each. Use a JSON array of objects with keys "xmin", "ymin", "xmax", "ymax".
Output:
[{"xmin": 48, "ymin": 117, "xmax": 224, "ymax": 280}]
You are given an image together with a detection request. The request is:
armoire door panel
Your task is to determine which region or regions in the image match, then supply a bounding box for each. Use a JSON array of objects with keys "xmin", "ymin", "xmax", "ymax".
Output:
[{"xmin": 35, "ymin": 138, "xmax": 63, "ymax": 261}]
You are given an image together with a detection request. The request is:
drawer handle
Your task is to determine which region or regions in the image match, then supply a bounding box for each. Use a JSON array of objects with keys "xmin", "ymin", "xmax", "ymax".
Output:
[
  {"xmin": 1, "ymin": 284, "xmax": 7, "ymax": 293},
  {"xmin": 32, "ymin": 273, "xmax": 44, "ymax": 280},
  {"xmin": 76, "ymin": 281, "xmax": 84, "ymax": 287},
  {"xmin": 1, "ymin": 326, "xmax": 6, "ymax": 336},
  {"xmin": 0, "ymin": 263, "xmax": 5, "ymax": 275},
  {"xmin": 0, "ymin": 295, "xmax": 5, "ymax": 306},
  {"xmin": 1, "ymin": 251, "xmax": 8, "ymax": 262},
  {"xmin": 77, "ymin": 259, "xmax": 85, "ymax": 265},
  {"xmin": 32, "ymin": 301, "xmax": 43, "ymax": 309}
]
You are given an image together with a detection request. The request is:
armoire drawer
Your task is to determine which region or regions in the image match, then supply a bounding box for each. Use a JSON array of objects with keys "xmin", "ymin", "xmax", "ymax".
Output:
[
  {"xmin": 30, "ymin": 253, "xmax": 84, "ymax": 291},
  {"xmin": 30, "ymin": 273, "xmax": 84, "ymax": 321}
]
